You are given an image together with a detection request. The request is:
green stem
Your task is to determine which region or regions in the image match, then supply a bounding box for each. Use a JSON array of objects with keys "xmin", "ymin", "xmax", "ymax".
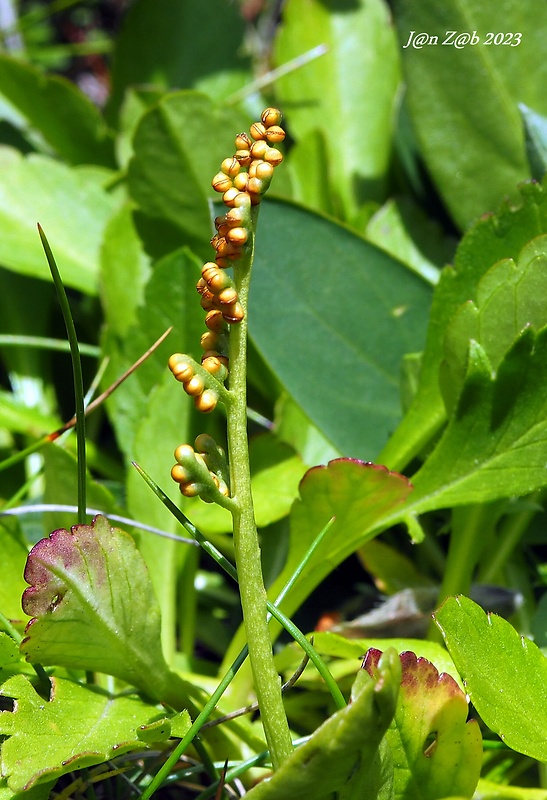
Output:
[
  {"xmin": 478, "ymin": 491, "xmax": 543, "ymax": 584},
  {"xmin": 428, "ymin": 503, "xmax": 498, "ymax": 640},
  {"xmin": 227, "ymin": 211, "xmax": 293, "ymax": 769}
]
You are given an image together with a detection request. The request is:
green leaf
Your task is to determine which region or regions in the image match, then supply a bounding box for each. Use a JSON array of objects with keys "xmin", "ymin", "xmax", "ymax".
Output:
[
  {"xmin": 102, "ymin": 246, "xmax": 203, "ymax": 462},
  {"xmin": 0, "ymin": 674, "xmax": 167, "ymax": 792},
  {"xmin": 20, "ymin": 515, "xmax": 188, "ymax": 707},
  {"xmin": 365, "ymin": 197, "xmax": 453, "ymax": 285},
  {"xmin": 108, "ymin": 0, "xmax": 249, "ymax": 119},
  {"xmin": 0, "ymin": 149, "xmax": 117, "ymax": 294},
  {"xmin": 267, "ymin": 461, "xmax": 412, "ymax": 645},
  {"xmin": 99, "ymin": 202, "xmax": 151, "ymax": 337},
  {"xmin": 520, "ymin": 104, "xmax": 547, "ymax": 180},
  {"xmin": 0, "ymin": 522, "xmax": 31, "ymax": 625},
  {"xmin": 364, "ymin": 649, "xmax": 482, "ymax": 800},
  {"xmin": 380, "ymin": 177, "xmax": 547, "ymax": 472},
  {"xmin": 475, "ymin": 779, "xmax": 547, "ymax": 800},
  {"xmin": 0, "ymin": 54, "xmax": 114, "ymax": 166},
  {"xmin": 126, "ymin": 372, "xmax": 192, "ymax": 660},
  {"xmin": 407, "ymin": 326, "xmax": 547, "ymax": 511},
  {"xmin": 245, "ymin": 649, "xmax": 400, "ymax": 800},
  {"xmin": 394, "ymin": 0, "xmax": 547, "ymax": 228},
  {"xmin": 127, "ymin": 91, "xmax": 246, "ymax": 258},
  {"xmin": 41, "ymin": 444, "xmax": 119, "ymax": 535},
  {"xmin": 434, "ymin": 595, "xmax": 547, "ymax": 761},
  {"xmin": 440, "ymin": 234, "xmax": 547, "ymax": 414},
  {"xmin": 274, "ymin": 0, "xmax": 400, "ymax": 219},
  {"xmin": 250, "ymin": 198, "xmax": 432, "ymax": 460}
]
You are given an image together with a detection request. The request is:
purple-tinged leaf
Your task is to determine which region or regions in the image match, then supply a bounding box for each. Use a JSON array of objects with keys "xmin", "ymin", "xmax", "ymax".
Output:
[{"xmin": 20, "ymin": 515, "xmax": 190, "ymax": 708}]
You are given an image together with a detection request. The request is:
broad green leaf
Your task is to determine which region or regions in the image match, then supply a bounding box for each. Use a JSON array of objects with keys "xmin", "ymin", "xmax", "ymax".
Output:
[
  {"xmin": 520, "ymin": 104, "xmax": 547, "ymax": 180},
  {"xmin": 102, "ymin": 246, "xmax": 203, "ymax": 462},
  {"xmin": 434, "ymin": 595, "xmax": 547, "ymax": 761},
  {"xmin": 115, "ymin": 87, "xmax": 164, "ymax": 169},
  {"xmin": 475, "ymin": 780, "xmax": 547, "ymax": 800},
  {"xmin": 127, "ymin": 91, "xmax": 246, "ymax": 258},
  {"xmin": 380, "ymin": 177, "xmax": 547, "ymax": 472},
  {"xmin": 0, "ymin": 269, "xmax": 55, "ymax": 412},
  {"xmin": 365, "ymin": 197, "xmax": 454, "ymax": 285},
  {"xmin": 108, "ymin": 0, "xmax": 250, "ymax": 119},
  {"xmin": 99, "ymin": 202, "xmax": 151, "ymax": 337},
  {"xmin": 275, "ymin": 393, "xmax": 342, "ymax": 467},
  {"xmin": 0, "ymin": 674, "xmax": 168, "ymax": 792},
  {"xmin": 0, "ymin": 149, "xmax": 117, "ymax": 294},
  {"xmin": 41, "ymin": 443, "xmax": 119, "ymax": 535},
  {"xmin": 440, "ymin": 234, "xmax": 547, "ymax": 414},
  {"xmin": 279, "ymin": 459, "xmax": 412, "ymax": 618},
  {"xmin": 245, "ymin": 649, "xmax": 400, "ymax": 800},
  {"xmin": 358, "ymin": 538, "xmax": 436, "ymax": 595},
  {"xmin": 394, "ymin": 0, "xmax": 547, "ymax": 229},
  {"xmin": 274, "ymin": 0, "xmax": 400, "ymax": 219},
  {"xmin": 0, "ymin": 522, "xmax": 30, "ymax": 624},
  {"xmin": 284, "ymin": 131, "xmax": 334, "ymax": 217},
  {"xmin": 0, "ymin": 388, "xmax": 58, "ymax": 435},
  {"xmin": 224, "ymin": 459, "xmax": 412, "ymax": 674},
  {"xmin": 0, "ymin": 54, "xmax": 114, "ymax": 166},
  {"xmin": 20, "ymin": 515, "xmax": 192, "ymax": 709},
  {"xmin": 406, "ymin": 327, "xmax": 547, "ymax": 511},
  {"xmin": 126, "ymin": 372, "xmax": 192, "ymax": 660},
  {"xmin": 250, "ymin": 198, "xmax": 432, "ymax": 460},
  {"xmin": 364, "ymin": 649, "xmax": 482, "ymax": 800}
]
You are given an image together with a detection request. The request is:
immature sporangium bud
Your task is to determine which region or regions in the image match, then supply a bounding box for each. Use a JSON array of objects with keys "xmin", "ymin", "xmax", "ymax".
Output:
[
  {"xmin": 226, "ymin": 227, "xmax": 248, "ymax": 246},
  {"xmin": 184, "ymin": 374, "xmax": 205, "ymax": 397},
  {"xmin": 222, "ymin": 187, "xmax": 240, "ymax": 207},
  {"xmin": 221, "ymin": 157, "xmax": 240, "ymax": 177},
  {"xmin": 233, "ymin": 173, "xmax": 249, "ymax": 191},
  {"xmin": 169, "ymin": 353, "xmax": 194, "ymax": 383},
  {"xmin": 205, "ymin": 309, "xmax": 226, "ymax": 332},
  {"xmin": 261, "ymin": 107, "xmax": 282, "ymax": 128},
  {"xmin": 194, "ymin": 389, "xmax": 219, "ymax": 413},
  {"xmin": 264, "ymin": 147, "xmax": 283, "ymax": 166},
  {"xmin": 250, "ymin": 140, "xmax": 269, "ymax": 160},
  {"xmin": 255, "ymin": 162, "xmax": 274, "ymax": 181},
  {"xmin": 264, "ymin": 125, "xmax": 285, "ymax": 144},
  {"xmin": 235, "ymin": 132, "xmax": 251, "ymax": 150},
  {"xmin": 212, "ymin": 172, "xmax": 233, "ymax": 193},
  {"xmin": 250, "ymin": 121, "xmax": 267, "ymax": 140},
  {"xmin": 222, "ymin": 301, "xmax": 244, "ymax": 323},
  {"xmin": 235, "ymin": 149, "xmax": 252, "ymax": 167}
]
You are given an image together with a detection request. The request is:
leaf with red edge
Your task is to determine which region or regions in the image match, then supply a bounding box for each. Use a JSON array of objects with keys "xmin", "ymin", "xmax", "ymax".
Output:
[
  {"xmin": 0, "ymin": 674, "xmax": 172, "ymax": 793},
  {"xmin": 364, "ymin": 649, "xmax": 482, "ymax": 800},
  {"xmin": 20, "ymin": 515, "xmax": 191, "ymax": 708},
  {"xmin": 270, "ymin": 459, "xmax": 412, "ymax": 636}
]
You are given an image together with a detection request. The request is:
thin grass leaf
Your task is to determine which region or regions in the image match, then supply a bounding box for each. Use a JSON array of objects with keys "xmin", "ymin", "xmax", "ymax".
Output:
[{"xmin": 37, "ymin": 224, "xmax": 86, "ymax": 523}]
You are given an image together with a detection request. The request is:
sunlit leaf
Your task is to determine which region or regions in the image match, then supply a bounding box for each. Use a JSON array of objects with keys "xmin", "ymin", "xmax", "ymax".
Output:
[
  {"xmin": 251, "ymin": 198, "xmax": 432, "ymax": 460},
  {"xmin": 435, "ymin": 595, "xmax": 547, "ymax": 761},
  {"xmin": 274, "ymin": 0, "xmax": 400, "ymax": 219},
  {"xmin": 394, "ymin": 0, "xmax": 547, "ymax": 228},
  {"xmin": 0, "ymin": 675, "xmax": 167, "ymax": 792},
  {"xmin": 0, "ymin": 150, "xmax": 116, "ymax": 294},
  {"xmin": 20, "ymin": 515, "xmax": 191, "ymax": 710}
]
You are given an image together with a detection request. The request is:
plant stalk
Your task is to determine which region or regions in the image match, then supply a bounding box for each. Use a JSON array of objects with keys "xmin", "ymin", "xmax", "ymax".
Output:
[{"xmin": 227, "ymin": 213, "xmax": 293, "ymax": 769}]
